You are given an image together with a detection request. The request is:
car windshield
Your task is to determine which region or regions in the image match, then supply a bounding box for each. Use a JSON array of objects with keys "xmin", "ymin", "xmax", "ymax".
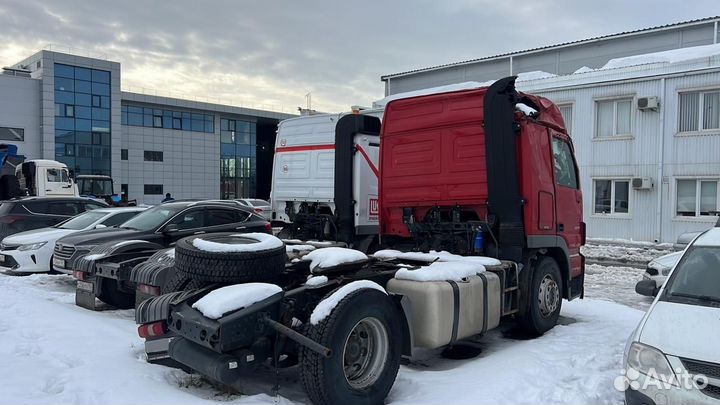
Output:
[
  {"xmin": 57, "ymin": 211, "xmax": 108, "ymax": 230},
  {"xmin": 119, "ymin": 205, "xmax": 184, "ymax": 231},
  {"xmin": 664, "ymin": 246, "xmax": 720, "ymax": 304}
]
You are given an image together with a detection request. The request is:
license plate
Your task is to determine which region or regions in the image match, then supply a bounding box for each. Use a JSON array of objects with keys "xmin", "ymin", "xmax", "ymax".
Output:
[
  {"xmin": 77, "ymin": 280, "xmax": 94, "ymax": 292},
  {"xmin": 53, "ymin": 257, "xmax": 65, "ymax": 268}
]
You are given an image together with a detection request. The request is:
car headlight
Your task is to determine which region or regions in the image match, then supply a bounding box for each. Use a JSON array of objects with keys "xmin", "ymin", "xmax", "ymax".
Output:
[
  {"xmin": 627, "ymin": 342, "xmax": 677, "ymax": 385},
  {"xmin": 18, "ymin": 242, "xmax": 48, "ymax": 251}
]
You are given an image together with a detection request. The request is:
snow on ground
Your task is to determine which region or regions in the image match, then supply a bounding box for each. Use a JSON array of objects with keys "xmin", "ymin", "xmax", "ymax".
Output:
[
  {"xmin": 581, "ymin": 243, "xmax": 671, "ymax": 266},
  {"xmin": 0, "ymin": 245, "xmax": 653, "ymax": 404}
]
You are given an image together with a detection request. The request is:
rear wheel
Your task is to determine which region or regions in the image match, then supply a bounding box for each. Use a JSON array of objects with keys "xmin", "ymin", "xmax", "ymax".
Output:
[
  {"xmin": 300, "ymin": 288, "xmax": 401, "ymax": 405},
  {"xmin": 517, "ymin": 256, "xmax": 562, "ymax": 335},
  {"xmin": 98, "ymin": 279, "xmax": 135, "ymax": 309}
]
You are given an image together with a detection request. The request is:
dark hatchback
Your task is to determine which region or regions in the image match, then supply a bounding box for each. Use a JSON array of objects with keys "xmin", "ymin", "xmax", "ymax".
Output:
[
  {"xmin": 0, "ymin": 197, "xmax": 108, "ymax": 241},
  {"xmin": 54, "ymin": 200, "xmax": 270, "ymax": 309}
]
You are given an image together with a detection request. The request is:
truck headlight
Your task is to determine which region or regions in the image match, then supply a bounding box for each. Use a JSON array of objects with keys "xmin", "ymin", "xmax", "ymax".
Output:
[
  {"xmin": 627, "ymin": 342, "xmax": 677, "ymax": 385},
  {"xmin": 18, "ymin": 242, "xmax": 48, "ymax": 251}
]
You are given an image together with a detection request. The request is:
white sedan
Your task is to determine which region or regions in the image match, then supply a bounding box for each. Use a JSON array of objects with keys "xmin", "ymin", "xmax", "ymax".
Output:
[
  {"xmin": 0, "ymin": 207, "xmax": 145, "ymax": 274},
  {"xmin": 236, "ymin": 198, "xmax": 272, "ymax": 221}
]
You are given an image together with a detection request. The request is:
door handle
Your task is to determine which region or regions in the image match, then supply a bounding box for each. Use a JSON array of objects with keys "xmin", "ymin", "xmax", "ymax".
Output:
[
  {"xmin": 557, "ymin": 224, "xmax": 565, "ymax": 232},
  {"xmin": 193, "ymin": 231, "xmax": 205, "ymax": 235}
]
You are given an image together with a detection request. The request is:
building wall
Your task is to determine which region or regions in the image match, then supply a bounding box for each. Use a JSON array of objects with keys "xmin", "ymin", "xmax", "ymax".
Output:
[
  {"xmin": 0, "ymin": 74, "xmax": 40, "ymax": 158},
  {"xmin": 384, "ymin": 18, "xmax": 720, "ymax": 95}
]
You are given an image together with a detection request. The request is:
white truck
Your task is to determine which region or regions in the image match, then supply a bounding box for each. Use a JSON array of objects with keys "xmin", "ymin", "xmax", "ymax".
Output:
[
  {"xmin": 10, "ymin": 159, "xmax": 77, "ymax": 198},
  {"xmin": 270, "ymin": 110, "xmax": 383, "ymax": 251}
]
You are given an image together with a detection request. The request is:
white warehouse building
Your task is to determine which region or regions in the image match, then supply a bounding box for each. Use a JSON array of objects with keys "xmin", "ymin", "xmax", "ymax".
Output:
[{"xmin": 380, "ymin": 17, "xmax": 720, "ymax": 243}]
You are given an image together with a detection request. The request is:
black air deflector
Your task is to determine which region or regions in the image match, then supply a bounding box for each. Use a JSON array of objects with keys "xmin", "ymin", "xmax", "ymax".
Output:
[
  {"xmin": 483, "ymin": 76, "xmax": 525, "ymax": 262},
  {"xmin": 334, "ymin": 114, "xmax": 381, "ymax": 244}
]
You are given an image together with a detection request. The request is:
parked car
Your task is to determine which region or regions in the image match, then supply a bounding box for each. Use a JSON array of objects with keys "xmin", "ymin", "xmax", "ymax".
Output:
[
  {"xmin": 640, "ymin": 231, "xmax": 703, "ymax": 288},
  {"xmin": 0, "ymin": 207, "xmax": 146, "ymax": 274},
  {"xmin": 236, "ymin": 198, "xmax": 272, "ymax": 220},
  {"xmin": 58, "ymin": 200, "xmax": 271, "ymax": 309},
  {"xmin": 629, "ymin": 227, "xmax": 720, "ymax": 404},
  {"xmin": 0, "ymin": 197, "xmax": 108, "ymax": 241}
]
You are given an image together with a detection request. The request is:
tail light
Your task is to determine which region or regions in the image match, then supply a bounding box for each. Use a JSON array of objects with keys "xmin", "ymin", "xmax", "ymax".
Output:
[
  {"xmin": 264, "ymin": 222, "xmax": 272, "ymax": 232},
  {"xmin": 0, "ymin": 215, "xmax": 22, "ymax": 224},
  {"xmin": 73, "ymin": 270, "xmax": 86, "ymax": 281},
  {"xmin": 254, "ymin": 208, "xmax": 263, "ymax": 213},
  {"xmin": 137, "ymin": 321, "xmax": 167, "ymax": 339},
  {"xmin": 138, "ymin": 284, "xmax": 160, "ymax": 296}
]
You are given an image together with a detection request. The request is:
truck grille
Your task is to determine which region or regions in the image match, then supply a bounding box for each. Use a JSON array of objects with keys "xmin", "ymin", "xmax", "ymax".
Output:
[
  {"xmin": 682, "ymin": 358, "xmax": 720, "ymax": 379},
  {"xmin": 54, "ymin": 243, "xmax": 76, "ymax": 261}
]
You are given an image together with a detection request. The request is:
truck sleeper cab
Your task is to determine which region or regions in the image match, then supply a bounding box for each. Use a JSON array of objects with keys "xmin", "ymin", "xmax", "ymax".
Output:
[{"xmin": 270, "ymin": 110, "xmax": 382, "ymax": 250}]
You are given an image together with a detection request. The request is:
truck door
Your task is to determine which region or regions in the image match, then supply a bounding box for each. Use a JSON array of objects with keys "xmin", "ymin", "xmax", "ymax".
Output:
[
  {"xmin": 550, "ymin": 135, "xmax": 583, "ymax": 279},
  {"xmin": 45, "ymin": 168, "xmax": 74, "ymax": 197},
  {"xmin": 353, "ymin": 133, "xmax": 380, "ymax": 235}
]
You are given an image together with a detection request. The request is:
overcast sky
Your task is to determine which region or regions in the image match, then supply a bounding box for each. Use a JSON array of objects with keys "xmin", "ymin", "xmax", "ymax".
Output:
[{"xmin": 0, "ymin": 1, "xmax": 717, "ymax": 113}]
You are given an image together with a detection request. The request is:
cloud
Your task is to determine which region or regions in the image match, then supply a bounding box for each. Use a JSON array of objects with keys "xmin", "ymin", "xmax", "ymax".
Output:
[{"xmin": 0, "ymin": 0, "xmax": 716, "ymax": 112}]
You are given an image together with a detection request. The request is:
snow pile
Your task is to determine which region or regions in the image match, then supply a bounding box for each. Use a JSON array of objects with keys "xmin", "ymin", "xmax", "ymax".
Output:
[
  {"xmin": 373, "ymin": 81, "xmax": 484, "ymax": 108},
  {"xmin": 302, "ymin": 247, "xmax": 368, "ymax": 272},
  {"xmin": 573, "ymin": 66, "xmax": 595, "ymax": 74},
  {"xmin": 192, "ymin": 233, "xmax": 283, "ymax": 253},
  {"xmin": 310, "ymin": 280, "xmax": 385, "ymax": 324},
  {"xmin": 601, "ymin": 43, "xmax": 720, "ymax": 70},
  {"xmin": 515, "ymin": 70, "xmax": 558, "ymax": 81},
  {"xmin": 515, "ymin": 103, "xmax": 538, "ymax": 116},
  {"xmin": 395, "ymin": 261, "xmax": 482, "ymax": 282},
  {"xmin": 305, "ymin": 275, "xmax": 329, "ymax": 287},
  {"xmin": 581, "ymin": 243, "xmax": 672, "ymax": 265},
  {"xmin": 374, "ymin": 249, "xmax": 501, "ymax": 266},
  {"xmin": 286, "ymin": 244, "xmax": 316, "ymax": 253},
  {"xmin": 192, "ymin": 283, "xmax": 282, "ymax": 319}
]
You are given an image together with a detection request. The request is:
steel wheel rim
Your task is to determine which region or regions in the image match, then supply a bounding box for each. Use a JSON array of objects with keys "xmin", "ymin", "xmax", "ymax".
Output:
[
  {"xmin": 538, "ymin": 274, "xmax": 560, "ymax": 317},
  {"xmin": 342, "ymin": 316, "xmax": 388, "ymax": 390}
]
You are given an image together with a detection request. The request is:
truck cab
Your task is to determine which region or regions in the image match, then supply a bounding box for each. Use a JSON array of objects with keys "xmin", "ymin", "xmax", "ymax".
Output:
[{"xmin": 16, "ymin": 160, "xmax": 77, "ymax": 198}]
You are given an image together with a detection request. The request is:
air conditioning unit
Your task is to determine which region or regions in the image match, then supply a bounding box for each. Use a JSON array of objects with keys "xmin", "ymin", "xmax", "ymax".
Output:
[
  {"xmin": 637, "ymin": 96, "xmax": 659, "ymax": 111},
  {"xmin": 632, "ymin": 177, "xmax": 653, "ymax": 189}
]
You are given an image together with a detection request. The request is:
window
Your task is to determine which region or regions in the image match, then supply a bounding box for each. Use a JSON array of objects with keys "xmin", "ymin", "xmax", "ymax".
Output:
[
  {"xmin": 205, "ymin": 209, "xmax": 238, "ymax": 227},
  {"xmin": 121, "ymin": 149, "xmax": 128, "ymax": 160},
  {"xmin": 92, "ymin": 95, "xmax": 101, "ymax": 107},
  {"xmin": 122, "ymin": 103, "xmax": 215, "ymax": 133},
  {"xmin": 144, "ymin": 150, "xmax": 163, "ymax": 162},
  {"xmin": 48, "ymin": 202, "xmax": 80, "ymax": 216},
  {"xmin": 595, "ymin": 98, "xmax": 633, "ymax": 138},
  {"xmin": 0, "ymin": 127, "xmax": 24, "ymax": 141},
  {"xmin": 153, "ymin": 115, "xmax": 163, "ymax": 128},
  {"xmin": 84, "ymin": 202, "xmax": 107, "ymax": 211},
  {"xmin": 552, "ymin": 138, "xmax": 578, "ymax": 189},
  {"xmin": 168, "ymin": 209, "xmax": 204, "ymax": 230},
  {"xmin": 594, "ymin": 179, "xmax": 630, "ymax": 215},
  {"xmin": 101, "ymin": 212, "xmax": 139, "ymax": 227},
  {"xmin": 557, "ymin": 104, "xmax": 572, "ymax": 135},
  {"xmin": 676, "ymin": 179, "xmax": 719, "ymax": 217},
  {"xmin": 144, "ymin": 184, "xmax": 164, "ymax": 195},
  {"xmin": 46, "ymin": 168, "xmax": 69, "ymax": 183},
  {"xmin": 678, "ymin": 90, "xmax": 720, "ymax": 132}
]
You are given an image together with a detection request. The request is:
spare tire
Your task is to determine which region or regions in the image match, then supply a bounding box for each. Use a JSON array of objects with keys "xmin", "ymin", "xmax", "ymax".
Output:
[{"xmin": 175, "ymin": 233, "xmax": 286, "ymax": 283}]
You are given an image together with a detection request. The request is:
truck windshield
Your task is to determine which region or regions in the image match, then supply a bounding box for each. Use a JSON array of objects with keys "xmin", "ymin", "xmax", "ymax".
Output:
[
  {"xmin": 663, "ymin": 246, "xmax": 720, "ymax": 306},
  {"xmin": 119, "ymin": 205, "xmax": 184, "ymax": 231},
  {"xmin": 57, "ymin": 211, "xmax": 107, "ymax": 230},
  {"xmin": 78, "ymin": 179, "xmax": 113, "ymax": 196}
]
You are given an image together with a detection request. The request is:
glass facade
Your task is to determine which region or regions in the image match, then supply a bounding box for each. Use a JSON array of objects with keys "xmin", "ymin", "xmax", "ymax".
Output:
[
  {"xmin": 121, "ymin": 104, "xmax": 214, "ymax": 133},
  {"xmin": 220, "ymin": 118, "xmax": 256, "ymax": 198},
  {"xmin": 54, "ymin": 63, "xmax": 111, "ymax": 176}
]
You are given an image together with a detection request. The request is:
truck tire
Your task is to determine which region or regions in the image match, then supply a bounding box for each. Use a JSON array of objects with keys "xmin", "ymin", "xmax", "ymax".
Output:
[
  {"xmin": 98, "ymin": 278, "xmax": 135, "ymax": 310},
  {"xmin": 517, "ymin": 256, "xmax": 562, "ymax": 336},
  {"xmin": 300, "ymin": 288, "xmax": 401, "ymax": 405},
  {"xmin": 174, "ymin": 233, "xmax": 286, "ymax": 283},
  {"xmin": 0, "ymin": 175, "xmax": 21, "ymax": 200},
  {"xmin": 161, "ymin": 270, "xmax": 211, "ymax": 294}
]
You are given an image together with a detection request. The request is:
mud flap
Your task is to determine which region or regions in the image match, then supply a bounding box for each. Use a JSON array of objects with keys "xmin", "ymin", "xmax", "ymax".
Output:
[{"xmin": 75, "ymin": 277, "xmax": 100, "ymax": 310}]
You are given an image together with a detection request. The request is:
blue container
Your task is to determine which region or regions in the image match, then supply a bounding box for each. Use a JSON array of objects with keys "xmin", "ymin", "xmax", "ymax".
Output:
[{"xmin": 474, "ymin": 231, "xmax": 484, "ymax": 252}]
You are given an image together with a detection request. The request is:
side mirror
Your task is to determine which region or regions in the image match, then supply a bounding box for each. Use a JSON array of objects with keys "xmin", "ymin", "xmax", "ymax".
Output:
[
  {"xmin": 94, "ymin": 224, "xmax": 107, "ymax": 229},
  {"xmin": 163, "ymin": 224, "xmax": 179, "ymax": 234},
  {"xmin": 635, "ymin": 279, "xmax": 659, "ymax": 297}
]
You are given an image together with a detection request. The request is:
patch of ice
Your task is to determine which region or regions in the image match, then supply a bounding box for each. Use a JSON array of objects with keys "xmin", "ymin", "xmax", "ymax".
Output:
[
  {"xmin": 305, "ymin": 275, "xmax": 329, "ymax": 287},
  {"xmin": 192, "ymin": 283, "xmax": 282, "ymax": 319},
  {"xmin": 302, "ymin": 247, "xmax": 368, "ymax": 272},
  {"xmin": 373, "ymin": 249, "xmax": 501, "ymax": 267},
  {"xmin": 395, "ymin": 261, "xmax": 484, "ymax": 282},
  {"xmin": 310, "ymin": 280, "xmax": 385, "ymax": 325},
  {"xmin": 192, "ymin": 233, "xmax": 283, "ymax": 253}
]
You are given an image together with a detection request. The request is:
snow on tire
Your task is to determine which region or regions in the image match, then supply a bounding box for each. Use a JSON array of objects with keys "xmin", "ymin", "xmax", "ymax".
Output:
[
  {"xmin": 300, "ymin": 287, "xmax": 402, "ymax": 405},
  {"xmin": 174, "ymin": 233, "xmax": 286, "ymax": 284}
]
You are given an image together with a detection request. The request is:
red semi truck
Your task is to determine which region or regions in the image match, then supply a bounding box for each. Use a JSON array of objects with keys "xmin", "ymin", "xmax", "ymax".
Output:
[{"xmin": 141, "ymin": 76, "xmax": 584, "ymax": 405}]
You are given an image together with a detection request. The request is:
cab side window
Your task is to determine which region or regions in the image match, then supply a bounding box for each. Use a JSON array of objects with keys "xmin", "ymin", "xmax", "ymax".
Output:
[{"xmin": 552, "ymin": 137, "xmax": 579, "ymax": 189}]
